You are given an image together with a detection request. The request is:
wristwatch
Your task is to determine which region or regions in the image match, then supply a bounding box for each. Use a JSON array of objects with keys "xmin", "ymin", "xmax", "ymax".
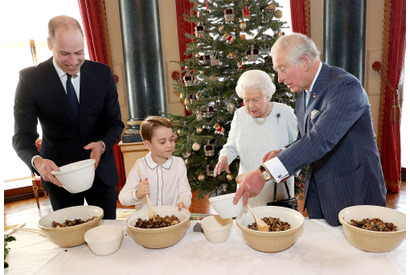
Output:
[{"xmin": 259, "ymin": 165, "xmax": 272, "ymax": 181}]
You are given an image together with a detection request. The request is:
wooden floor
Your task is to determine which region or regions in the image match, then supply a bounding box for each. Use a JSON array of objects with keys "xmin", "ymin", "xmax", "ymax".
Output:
[{"xmin": 3, "ymin": 182, "xmax": 406, "ymax": 227}]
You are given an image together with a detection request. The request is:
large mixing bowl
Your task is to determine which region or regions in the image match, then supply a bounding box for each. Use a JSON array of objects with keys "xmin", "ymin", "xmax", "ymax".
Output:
[
  {"xmin": 38, "ymin": 205, "xmax": 103, "ymax": 247},
  {"xmin": 338, "ymin": 205, "xmax": 406, "ymax": 252},
  {"xmin": 236, "ymin": 206, "xmax": 304, "ymax": 252},
  {"xmin": 126, "ymin": 206, "xmax": 190, "ymax": 249}
]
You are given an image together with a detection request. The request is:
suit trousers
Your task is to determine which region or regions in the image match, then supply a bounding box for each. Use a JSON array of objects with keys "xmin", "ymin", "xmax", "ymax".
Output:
[
  {"xmin": 42, "ymin": 174, "xmax": 117, "ymax": 219},
  {"xmin": 305, "ymin": 176, "xmax": 325, "ymax": 220}
]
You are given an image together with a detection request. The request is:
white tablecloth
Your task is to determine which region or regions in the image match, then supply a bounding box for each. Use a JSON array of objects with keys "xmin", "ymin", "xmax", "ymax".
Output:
[{"xmin": 5, "ymin": 217, "xmax": 406, "ymax": 275}]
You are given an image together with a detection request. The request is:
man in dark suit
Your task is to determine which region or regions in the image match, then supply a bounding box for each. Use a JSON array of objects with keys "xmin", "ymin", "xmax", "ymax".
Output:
[
  {"xmin": 234, "ymin": 33, "xmax": 386, "ymax": 226},
  {"xmin": 13, "ymin": 15, "xmax": 124, "ymax": 219}
]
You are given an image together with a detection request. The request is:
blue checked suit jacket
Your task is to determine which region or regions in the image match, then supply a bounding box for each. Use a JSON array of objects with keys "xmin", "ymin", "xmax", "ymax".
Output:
[{"xmin": 277, "ymin": 63, "xmax": 386, "ymax": 226}]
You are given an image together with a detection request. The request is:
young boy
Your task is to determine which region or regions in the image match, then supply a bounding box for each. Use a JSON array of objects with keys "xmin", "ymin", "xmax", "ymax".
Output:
[{"xmin": 118, "ymin": 116, "xmax": 192, "ymax": 210}]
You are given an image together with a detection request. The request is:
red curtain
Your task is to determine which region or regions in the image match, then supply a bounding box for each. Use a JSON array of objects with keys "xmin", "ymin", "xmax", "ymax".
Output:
[
  {"xmin": 175, "ymin": 0, "xmax": 195, "ymax": 64},
  {"xmin": 289, "ymin": 0, "xmax": 311, "ymax": 36},
  {"xmin": 78, "ymin": 0, "xmax": 126, "ymax": 191},
  {"xmin": 175, "ymin": 0, "xmax": 195, "ymax": 117},
  {"xmin": 378, "ymin": 0, "xmax": 406, "ymax": 192}
]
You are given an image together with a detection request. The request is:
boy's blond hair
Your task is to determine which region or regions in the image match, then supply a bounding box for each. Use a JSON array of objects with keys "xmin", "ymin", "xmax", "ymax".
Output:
[{"xmin": 140, "ymin": 116, "xmax": 174, "ymax": 141}]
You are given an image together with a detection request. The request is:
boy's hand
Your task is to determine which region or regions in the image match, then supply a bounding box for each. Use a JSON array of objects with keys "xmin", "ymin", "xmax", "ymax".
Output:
[
  {"xmin": 136, "ymin": 178, "xmax": 150, "ymax": 200},
  {"xmin": 177, "ymin": 202, "xmax": 189, "ymax": 211}
]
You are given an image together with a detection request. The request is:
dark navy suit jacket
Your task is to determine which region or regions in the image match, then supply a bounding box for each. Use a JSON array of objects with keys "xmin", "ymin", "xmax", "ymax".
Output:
[
  {"xmin": 277, "ymin": 63, "xmax": 386, "ymax": 226},
  {"xmin": 13, "ymin": 57, "xmax": 124, "ymax": 192}
]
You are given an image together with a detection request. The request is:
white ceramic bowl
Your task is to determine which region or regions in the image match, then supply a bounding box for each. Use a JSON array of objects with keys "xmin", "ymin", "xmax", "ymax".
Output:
[
  {"xmin": 236, "ymin": 206, "xmax": 304, "ymax": 252},
  {"xmin": 126, "ymin": 206, "xmax": 190, "ymax": 249},
  {"xmin": 338, "ymin": 205, "xmax": 406, "ymax": 252},
  {"xmin": 209, "ymin": 193, "xmax": 245, "ymax": 219},
  {"xmin": 38, "ymin": 205, "xmax": 103, "ymax": 247},
  {"xmin": 51, "ymin": 159, "xmax": 96, "ymax": 193},
  {"xmin": 85, "ymin": 224, "xmax": 124, "ymax": 256},
  {"xmin": 201, "ymin": 215, "xmax": 233, "ymax": 244}
]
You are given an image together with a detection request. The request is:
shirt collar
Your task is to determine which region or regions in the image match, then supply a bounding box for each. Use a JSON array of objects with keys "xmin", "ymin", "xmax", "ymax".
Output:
[
  {"xmin": 52, "ymin": 57, "xmax": 81, "ymax": 78},
  {"xmin": 309, "ymin": 62, "xmax": 322, "ymax": 92},
  {"xmin": 145, "ymin": 152, "xmax": 173, "ymax": 170}
]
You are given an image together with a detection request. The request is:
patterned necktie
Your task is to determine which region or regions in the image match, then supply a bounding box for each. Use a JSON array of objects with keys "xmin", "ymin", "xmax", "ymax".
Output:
[{"xmin": 66, "ymin": 74, "xmax": 79, "ymax": 116}]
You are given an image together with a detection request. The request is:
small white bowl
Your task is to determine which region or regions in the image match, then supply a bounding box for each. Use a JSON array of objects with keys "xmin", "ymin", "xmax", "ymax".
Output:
[
  {"xmin": 51, "ymin": 159, "xmax": 96, "ymax": 193},
  {"xmin": 85, "ymin": 224, "xmax": 124, "ymax": 256},
  {"xmin": 209, "ymin": 193, "xmax": 245, "ymax": 219},
  {"xmin": 201, "ymin": 215, "xmax": 233, "ymax": 244},
  {"xmin": 339, "ymin": 205, "xmax": 406, "ymax": 252}
]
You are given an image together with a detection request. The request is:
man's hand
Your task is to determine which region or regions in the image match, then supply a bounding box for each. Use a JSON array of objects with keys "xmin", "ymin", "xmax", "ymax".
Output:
[
  {"xmin": 33, "ymin": 157, "xmax": 62, "ymax": 187},
  {"xmin": 213, "ymin": 156, "xmax": 230, "ymax": 177},
  {"xmin": 262, "ymin": 149, "xmax": 282, "ymax": 162},
  {"xmin": 233, "ymin": 168, "xmax": 266, "ymax": 206},
  {"xmin": 84, "ymin": 141, "xmax": 104, "ymax": 168}
]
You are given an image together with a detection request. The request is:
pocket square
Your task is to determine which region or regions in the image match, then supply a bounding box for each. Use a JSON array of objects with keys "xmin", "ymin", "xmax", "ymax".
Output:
[{"xmin": 311, "ymin": 109, "xmax": 320, "ymax": 120}]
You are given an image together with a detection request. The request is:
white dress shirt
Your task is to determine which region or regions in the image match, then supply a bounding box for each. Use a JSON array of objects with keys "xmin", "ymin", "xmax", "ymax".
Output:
[{"xmin": 118, "ymin": 152, "xmax": 192, "ymax": 210}]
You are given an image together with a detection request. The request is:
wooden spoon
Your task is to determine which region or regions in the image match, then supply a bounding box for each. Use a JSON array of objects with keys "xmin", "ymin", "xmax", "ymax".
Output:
[
  {"xmin": 136, "ymin": 163, "xmax": 156, "ymax": 220},
  {"xmin": 247, "ymin": 203, "xmax": 269, "ymax": 232}
]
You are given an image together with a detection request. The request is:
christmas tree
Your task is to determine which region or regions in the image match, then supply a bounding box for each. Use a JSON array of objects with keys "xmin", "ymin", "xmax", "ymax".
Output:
[{"xmin": 167, "ymin": 0, "xmax": 299, "ymax": 198}]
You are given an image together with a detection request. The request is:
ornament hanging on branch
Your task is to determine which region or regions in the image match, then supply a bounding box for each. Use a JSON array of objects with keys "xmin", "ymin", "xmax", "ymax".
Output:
[
  {"xmin": 195, "ymin": 23, "xmax": 205, "ymax": 38},
  {"xmin": 184, "ymin": 73, "xmax": 196, "ymax": 87},
  {"xmin": 223, "ymin": 33, "xmax": 235, "ymax": 44},
  {"xmin": 192, "ymin": 142, "xmax": 201, "ymax": 151},
  {"xmin": 239, "ymin": 20, "xmax": 247, "ymax": 31},
  {"xmin": 198, "ymin": 174, "xmax": 205, "ymax": 181},
  {"xmin": 206, "ymin": 165, "xmax": 214, "ymax": 176},
  {"xmin": 243, "ymin": 6, "xmax": 250, "ymax": 19},
  {"xmin": 246, "ymin": 45, "xmax": 259, "ymax": 62},
  {"xmin": 204, "ymin": 140, "xmax": 215, "ymax": 156},
  {"xmin": 214, "ymin": 123, "xmax": 225, "ymax": 135},
  {"xmin": 224, "ymin": 7, "xmax": 234, "ymax": 22},
  {"xmin": 274, "ymin": 9, "xmax": 283, "ymax": 19}
]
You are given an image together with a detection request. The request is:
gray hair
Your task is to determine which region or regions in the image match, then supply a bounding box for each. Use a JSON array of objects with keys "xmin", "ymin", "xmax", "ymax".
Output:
[
  {"xmin": 235, "ymin": 70, "xmax": 276, "ymax": 99},
  {"xmin": 271, "ymin": 33, "xmax": 320, "ymax": 65}
]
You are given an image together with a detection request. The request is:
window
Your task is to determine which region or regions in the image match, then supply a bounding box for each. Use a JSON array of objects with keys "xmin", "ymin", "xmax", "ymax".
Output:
[{"xmin": 2, "ymin": 1, "xmax": 88, "ymax": 188}]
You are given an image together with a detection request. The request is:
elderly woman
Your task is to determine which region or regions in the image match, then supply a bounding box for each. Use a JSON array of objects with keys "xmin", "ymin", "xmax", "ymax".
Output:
[{"xmin": 214, "ymin": 70, "xmax": 298, "ymax": 207}]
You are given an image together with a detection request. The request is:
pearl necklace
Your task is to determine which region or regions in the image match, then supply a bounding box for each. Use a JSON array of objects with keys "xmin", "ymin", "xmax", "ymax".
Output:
[{"xmin": 253, "ymin": 102, "xmax": 270, "ymax": 126}]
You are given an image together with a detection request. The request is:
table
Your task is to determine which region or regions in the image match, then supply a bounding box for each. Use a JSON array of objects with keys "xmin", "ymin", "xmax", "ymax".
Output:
[{"xmin": 5, "ymin": 216, "xmax": 406, "ymax": 275}]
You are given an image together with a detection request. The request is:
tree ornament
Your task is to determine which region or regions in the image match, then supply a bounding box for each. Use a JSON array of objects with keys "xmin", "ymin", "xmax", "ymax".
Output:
[
  {"xmin": 192, "ymin": 142, "xmax": 201, "ymax": 151},
  {"xmin": 183, "ymin": 73, "xmax": 195, "ymax": 86},
  {"xmin": 274, "ymin": 9, "xmax": 283, "ymax": 19},
  {"xmin": 209, "ymin": 75, "xmax": 218, "ymax": 82},
  {"xmin": 246, "ymin": 45, "xmax": 259, "ymax": 62},
  {"xmin": 182, "ymin": 151, "xmax": 191, "ymax": 159},
  {"xmin": 223, "ymin": 7, "xmax": 234, "ymax": 22},
  {"xmin": 243, "ymin": 6, "xmax": 250, "ymax": 19},
  {"xmin": 210, "ymin": 51, "xmax": 220, "ymax": 66},
  {"xmin": 227, "ymin": 52, "xmax": 236, "ymax": 59},
  {"xmin": 237, "ymin": 60, "xmax": 244, "ymax": 70},
  {"xmin": 226, "ymin": 174, "xmax": 233, "ymax": 181},
  {"xmin": 184, "ymin": 98, "xmax": 191, "ymax": 107},
  {"xmin": 177, "ymin": 129, "xmax": 183, "ymax": 135},
  {"xmin": 218, "ymin": 25, "xmax": 225, "ymax": 33},
  {"xmin": 198, "ymin": 174, "xmax": 205, "ymax": 181},
  {"xmin": 268, "ymin": 3, "xmax": 276, "ymax": 10},
  {"xmin": 195, "ymin": 23, "xmax": 205, "ymax": 38},
  {"xmin": 203, "ymin": 140, "xmax": 215, "ymax": 156},
  {"xmin": 261, "ymin": 7, "xmax": 266, "ymax": 24},
  {"xmin": 223, "ymin": 33, "xmax": 235, "ymax": 44},
  {"xmin": 196, "ymin": 127, "xmax": 204, "ymax": 134},
  {"xmin": 214, "ymin": 123, "xmax": 225, "ymax": 135},
  {"xmin": 239, "ymin": 20, "xmax": 247, "ymax": 31},
  {"xmin": 206, "ymin": 165, "xmax": 214, "ymax": 176},
  {"xmin": 227, "ymin": 102, "xmax": 236, "ymax": 114}
]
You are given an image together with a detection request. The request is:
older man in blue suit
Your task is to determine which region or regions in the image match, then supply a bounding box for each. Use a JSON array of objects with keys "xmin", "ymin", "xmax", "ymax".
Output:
[{"xmin": 234, "ymin": 33, "xmax": 386, "ymax": 226}]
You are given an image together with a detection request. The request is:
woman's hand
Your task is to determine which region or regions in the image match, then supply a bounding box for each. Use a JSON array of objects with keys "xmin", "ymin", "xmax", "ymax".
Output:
[
  {"xmin": 135, "ymin": 178, "xmax": 150, "ymax": 199},
  {"xmin": 213, "ymin": 156, "xmax": 230, "ymax": 177}
]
